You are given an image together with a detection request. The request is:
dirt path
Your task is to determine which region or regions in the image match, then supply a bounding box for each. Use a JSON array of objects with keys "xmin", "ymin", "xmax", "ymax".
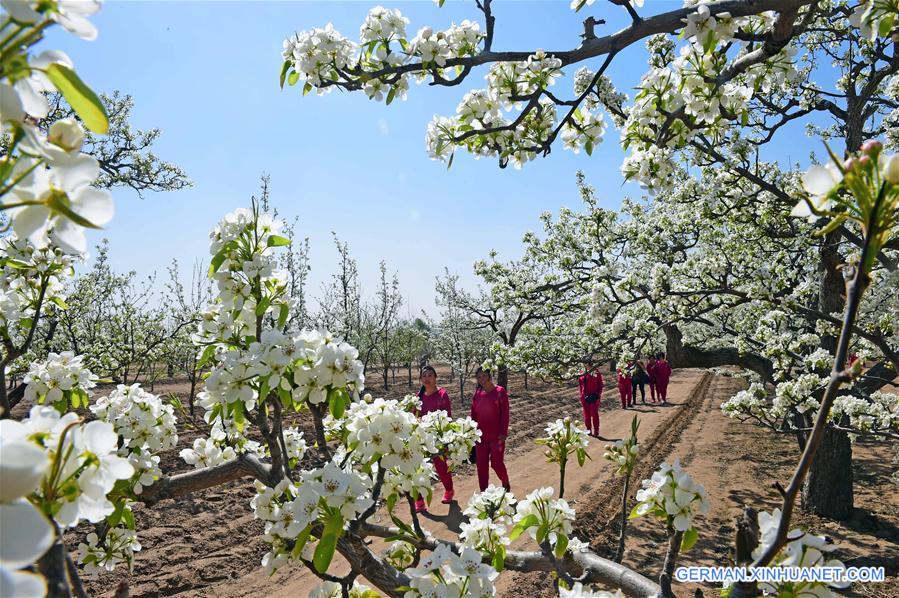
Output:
[{"xmin": 201, "ymin": 370, "xmax": 709, "ymax": 597}]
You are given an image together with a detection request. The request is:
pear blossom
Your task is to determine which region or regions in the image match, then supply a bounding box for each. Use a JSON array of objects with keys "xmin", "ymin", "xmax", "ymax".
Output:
[{"xmin": 791, "ymin": 163, "xmax": 844, "ymax": 219}]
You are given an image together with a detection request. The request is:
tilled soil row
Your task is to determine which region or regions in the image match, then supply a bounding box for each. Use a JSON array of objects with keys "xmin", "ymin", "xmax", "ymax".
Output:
[
  {"xmin": 573, "ymin": 372, "xmax": 713, "ymax": 552},
  {"xmin": 500, "ymin": 372, "xmax": 713, "ymax": 597}
]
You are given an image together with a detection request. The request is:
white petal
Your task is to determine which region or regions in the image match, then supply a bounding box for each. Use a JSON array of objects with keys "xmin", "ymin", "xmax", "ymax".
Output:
[
  {"xmin": 0, "ymin": 499, "xmax": 55, "ymax": 569},
  {"xmin": 52, "ymin": 154, "xmax": 99, "ymax": 191},
  {"xmin": 790, "ymin": 199, "xmax": 812, "ymax": 218},
  {"xmin": 10, "ymin": 205, "xmax": 51, "ymax": 244},
  {"xmin": 801, "ymin": 165, "xmax": 838, "ymax": 196},
  {"xmin": 81, "ymin": 421, "xmax": 117, "ymax": 454},
  {"xmin": 0, "ymin": 83, "xmax": 25, "ymax": 123},
  {"xmin": 0, "ymin": 567, "xmax": 48, "ymax": 598},
  {"xmin": 70, "ymin": 186, "xmax": 113, "ymax": 227},
  {"xmin": 0, "ymin": 0, "xmax": 42, "ymax": 23},
  {"xmin": 11, "ymin": 80, "xmax": 49, "ymax": 119},
  {"xmin": 0, "ymin": 440, "xmax": 49, "ymax": 502},
  {"xmin": 30, "ymin": 50, "xmax": 74, "ymax": 71},
  {"xmin": 49, "ymin": 220, "xmax": 87, "ymax": 255}
]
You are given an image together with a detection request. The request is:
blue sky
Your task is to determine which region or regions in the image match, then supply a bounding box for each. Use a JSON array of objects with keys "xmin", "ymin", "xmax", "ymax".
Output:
[{"xmin": 45, "ymin": 1, "xmax": 818, "ymax": 316}]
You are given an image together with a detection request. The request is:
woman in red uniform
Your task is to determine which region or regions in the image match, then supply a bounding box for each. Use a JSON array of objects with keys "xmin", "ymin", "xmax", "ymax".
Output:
[
  {"xmin": 578, "ymin": 366, "xmax": 603, "ymax": 437},
  {"xmin": 646, "ymin": 355, "xmax": 658, "ymax": 403},
  {"xmin": 654, "ymin": 352, "xmax": 672, "ymax": 404},
  {"xmin": 415, "ymin": 365, "xmax": 455, "ymax": 512},
  {"xmin": 470, "ymin": 367, "xmax": 511, "ymax": 492},
  {"xmin": 617, "ymin": 364, "xmax": 633, "ymax": 409}
]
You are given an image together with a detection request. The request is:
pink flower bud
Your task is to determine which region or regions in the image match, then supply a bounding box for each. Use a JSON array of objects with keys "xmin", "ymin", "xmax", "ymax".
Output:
[
  {"xmin": 860, "ymin": 139, "xmax": 882, "ymax": 154},
  {"xmin": 858, "ymin": 155, "xmax": 870, "ymax": 166}
]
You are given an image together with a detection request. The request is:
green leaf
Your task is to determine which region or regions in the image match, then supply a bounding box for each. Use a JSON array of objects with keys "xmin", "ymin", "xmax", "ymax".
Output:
[
  {"xmin": 288, "ymin": 71, "xmax": 300, "ymax": 86},
  {"xmin": 277, "ymin": 303, "xmax": 290, "ymax": 329},
  {"xmin": 510, "ymin": 514, "xmax": 538, "ymax": 540},
  {"xmin": 267, "ymin": 235, "xmax": 291, "ymax": 247},
  {"xmin": 291, "ymin": 525, "xmax": 313, "ymax": 558},
  {"xmin": 878, "ymin": 14, "xmax": 894, "ymax": 38},
  {"xmin": 536, "ymin": 522, "xmax": 548, "ymax": 544},
  {"xmin": 681, "ymin": 527, "xmax": 699, "ymax": 552},
  {"xmin": 554, "ymin": 533, "xmax": 569, "ymax": 558},
  {"xmin": 255, "ymin": 296, "xmax": 271, "ymax": 317},
  {"xmin": 209, "ymin": 249, "xmax": 228, "ymax": 276},
  {"xmin": 197, "ymin": 345, "xmax": 217, "ymax": 369},
  {"xmin": 328, "ymin": 387, "xmax": 348, "ymax": 419},
  {"xmin": 628, "ymin": 503, "xmax": 644, "ymax": 520},
  {"xmin": 280, "ymin": 60, "xmax": 292, "ymax": 89},
  {"xmin": 303, "ymin": 81, "xmax": 313, "ymax": 95},
  {"xmin": 492, "ymin": 544, "xmax": 505, "ymax": 572},
  {"xmin": 585, "ymin": 140, "xmax": 594, "ymax": 156},
  {"xmin": 50, "ymin": 296, "xmax": 69, "ymax": 310},
  {"xmin": 386, "ymin": 87, "xmax": 396, "ymax": 106},
  {"xmin": 122, "ymin": 507, "xmax": 135, "ymax": 530},
  {"xmin": 576, "ymin": 448, "xmax": 586, "ymax": 467},
  {"xmin": 313, "ymin": 513, "xmax": 344, "ymax": 573},
  {"xmin": 45, "ymin": 63, "xmax": 108, "ymax": 134}
]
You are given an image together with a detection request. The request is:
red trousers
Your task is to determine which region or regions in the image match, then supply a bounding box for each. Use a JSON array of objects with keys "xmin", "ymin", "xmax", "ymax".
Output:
[
  {"xmin": 656, "ymin": 380, "xmax": 669, "ymax": 401},
  {"xmin": 475, "ymin": 439, "xmax": 509, "ymax": 491},
  {"xmin": 580, "ymin": 399, "xmax": 599, "ymax": 435},
  {"xmin": 618, "ymin": 384, "xmax": 632, "ymax": 408},
  {"xmin": 432, "ymin": 455, "xmax": 453, "ymax": 491}
]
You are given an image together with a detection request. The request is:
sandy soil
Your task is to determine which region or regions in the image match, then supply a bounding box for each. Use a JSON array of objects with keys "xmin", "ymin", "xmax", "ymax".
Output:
[{"xmin": 64, "ymin": 368, "xmax": 898, "ymax": 597}]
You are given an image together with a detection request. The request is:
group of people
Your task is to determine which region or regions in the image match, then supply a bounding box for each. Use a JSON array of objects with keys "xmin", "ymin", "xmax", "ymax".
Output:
[
  {"xmin": 576, "ymin": 353, "xmax": 673, "ymax": 438},
  {"xmin": 414, "ymin": 365, "xmax": 510, "ymax": 513},
  {"xmin": 411, "ymin": 355, "xmax": 672, "ymax": 512},
  {"xmin": 617, "ymin": 353, "xmax": 672, "ymax": 408}
]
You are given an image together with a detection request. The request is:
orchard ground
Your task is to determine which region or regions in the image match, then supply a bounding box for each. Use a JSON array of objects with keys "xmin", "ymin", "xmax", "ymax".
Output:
[{"xmin": 37, "ymin": 367, "xmax": 898, "ymax": 597}]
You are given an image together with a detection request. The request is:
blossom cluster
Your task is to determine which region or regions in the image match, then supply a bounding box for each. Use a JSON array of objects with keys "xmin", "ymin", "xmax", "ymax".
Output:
[
  {"xmin": 420, "ymin": 409, "xmax": 481, "ymax": 469},
  {"xmin": 513, "ymin": 487, "xmax": 576, "ymax": 554},
  {"xmin": 1, "ymin": 0, "xmax": 113, "ymax": 256},
  {"xmin": 281, "ymin": 7, "xmax": 484, "ymax": 101},
  {"xmin": 76, "ymin": 527, "xmax": 141, "ymax": 578},
  {"xmin": 632, "ymin": 460, "xmax": 709, "ymax": 538},
  {"xmin": 459, "ymin": 485, "xmax": 516, "ymax": 559},
  {"xmin": 0, "ymin": 415, "xmax": 54, "ymax": 597},
  {"xmin": 90, "ymin": 383, "xmax": 178, "ymax": 494},
  {"xmin": 3, "ymin": 406, "xmax": 134, "ymax": 529},
  {"xmin": 750, "ymin": 509, "xmax": 849, "ymax": 595},
  {"xmin": 403, "ymin": 543, "xmax": 498, "ymax": 598},
  {"xmin": 0, "ymin": 236, "xmax": 75, "ymax": 351},
  {"xmin": 620, "ymin": 9, "xmax": 797, "ymax": 191},
  {"xmin": 250, "ymin": 461, "xmax": 373, "ymax": 574},
  {"xmin": 603, "ymin": 436, "xmax": 639, "ymax": 477},
  {"xmin": 23, "ymin": 351, "xmax": 97, "ymax": 411}
]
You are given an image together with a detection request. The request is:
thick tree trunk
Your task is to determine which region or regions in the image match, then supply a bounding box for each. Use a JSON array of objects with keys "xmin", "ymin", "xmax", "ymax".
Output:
[
  {"xmin": 801, "ymin": 426, "xmax": 853, "ymax": 519},
  {"xmin": 803, "ymin": 230, "xmax": 854, "ymax": 519},
  {"xmin": 663, "ymin": 325, "xmax": 774, "ymax": 383},
  {"xmin": 497, "ymin": 364, "xmax": 509, "ymax": 390}
]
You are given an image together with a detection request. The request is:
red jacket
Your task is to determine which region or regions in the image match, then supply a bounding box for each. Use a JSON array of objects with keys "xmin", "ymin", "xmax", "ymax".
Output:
[
  {"xmin": 419, "ymin": 387, "xmax": 452, "ymax": 417},
  {"xmin": 578, "ymin": 372, "xmax": 603, "ymax": 401},
  {"xmin": 470, "ymin": 385, "xmax": 509, "ymax": 441},
  {"xmin": 617, "ymin": 368, "xmax": 632, "ymax": 389},
  {"xmin": 654, "ymin": 360, "xmax": 672, "ymax": 385}
]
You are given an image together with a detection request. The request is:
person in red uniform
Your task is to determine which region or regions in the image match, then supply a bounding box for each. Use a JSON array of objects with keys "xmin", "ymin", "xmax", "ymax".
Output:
[
  {"xmin": 414, "ymin": 365, "xmax": 455, "ymax": 512},
  {"xmin": 578, "ymin": 366, "xmax": 603, "ymax": 437},
  {"xmin": 617, "ymin": 364, "xmax": 633, "ymax": 409},
  {"xmin": 470, "ymin": 367, "xmax": 511, "ymax": 492},
  {"xmin": 654, "ymin": 352, "xmax": 672, "ymax": 404},
  {"xmin": 646, "ymin": 355, "xmax": 658, "ymax": 403}
]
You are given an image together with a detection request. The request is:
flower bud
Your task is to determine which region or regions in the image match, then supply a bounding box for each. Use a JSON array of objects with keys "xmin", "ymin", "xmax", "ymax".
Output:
[
  {"xmin": 843, "ymin": 157, "xmax": 857, "ymax": 171},
  {"xmin": 860, "ymin": 139, "xmax": 882, "ymax": 154},
  {"xmin": 883, "ymin": 154, "xmax": 899, "ymax": 184},
  {"xmin": 858, "ymin": 155, "xmax": 870, "ymax": 166},
  {"xmin": 48, "ymin": 118, "xmax": 85, "ymax": 153}
]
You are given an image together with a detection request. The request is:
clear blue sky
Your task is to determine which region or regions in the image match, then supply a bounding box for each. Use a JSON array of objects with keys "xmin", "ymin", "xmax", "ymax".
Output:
[{"xmin": 46, "ymin": 1, "xmax": 818, "ymax": 316}]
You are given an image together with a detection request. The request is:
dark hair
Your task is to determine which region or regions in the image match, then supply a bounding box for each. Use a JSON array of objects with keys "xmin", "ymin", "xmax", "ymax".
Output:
[
  {"xmin": 419, "ymin": 365, "xmax": 437, "ymax": 398},
  {"xmin": 474, "ymin": 366, "xmax": 491, "ymax": 379}
]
